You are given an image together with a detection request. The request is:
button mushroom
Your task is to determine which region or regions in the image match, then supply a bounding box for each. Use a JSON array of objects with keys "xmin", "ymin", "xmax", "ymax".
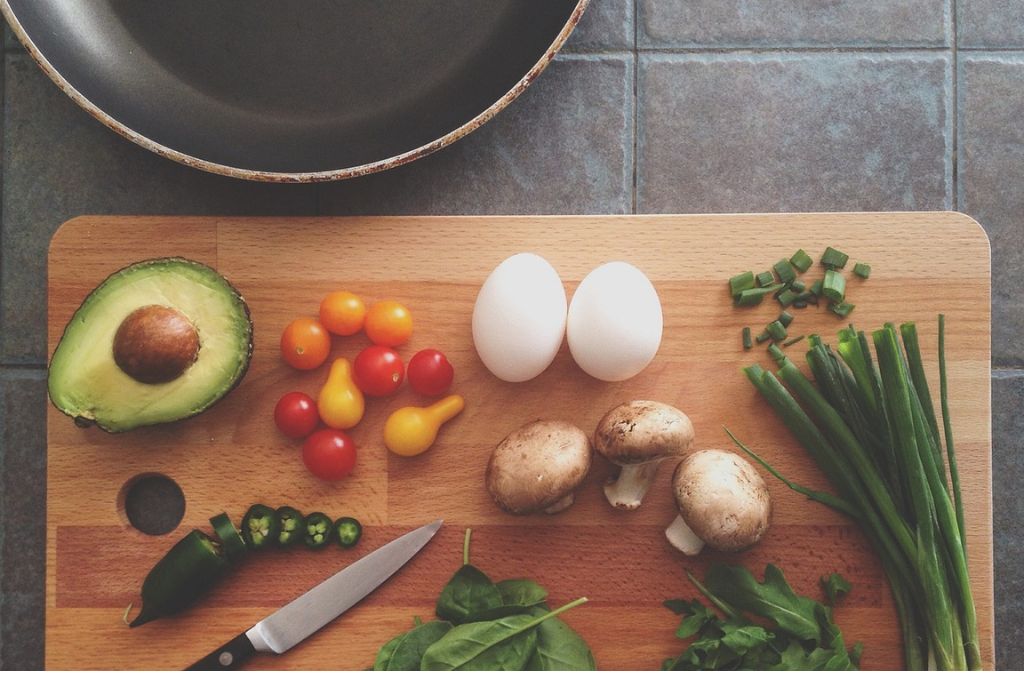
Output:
[
  {"xmin": 594, "ymin": 400, "xmax": 695, "ymax": 510},
  {"xmin": 665, "ymin": 449, "xmax": 772, "ymax": 555},
  {"xmin": 486, "ymin": 420, "xmax": 592, "ymax": 514}
]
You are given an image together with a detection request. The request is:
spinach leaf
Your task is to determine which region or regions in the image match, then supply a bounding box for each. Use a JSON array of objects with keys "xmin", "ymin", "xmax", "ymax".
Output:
[
  {"xmin": 497, "ymin": 579, "xmax": 547, "ymax": 608},
  {"xmin": 421, "ymin": 598, "xmax": 587, "ymax": 671},
  {"xmin": 435, "ymin": 564, "xmax": 503, "ymax": 624},
  {"xmin": 704, "ymin": 564, "xmax": 823, "ymax": 644},
  {"xmin": 373, "ymin": 620, "xmax": 452, "ymax": 671},
  {"xmin": 525, "ymin": 606, "xmax": 596, "ymax": 671},
  {"xmin": 820, "ymin": 572, "xmax": 852, "ymax": 606}
]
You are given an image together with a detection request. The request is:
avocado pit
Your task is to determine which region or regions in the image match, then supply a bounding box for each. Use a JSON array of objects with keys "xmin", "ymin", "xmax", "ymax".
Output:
[{"xmin": 113, "ymin": 305, "xmax": 200, "ymax": 384}]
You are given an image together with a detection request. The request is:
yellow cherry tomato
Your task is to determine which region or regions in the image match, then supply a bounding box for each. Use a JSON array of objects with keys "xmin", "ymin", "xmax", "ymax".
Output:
[
  {"xmin": 319, "ymin": 291, "xmax": 366, "ymax": 336},
  {"xmin": 365, "ymin": 300, "xmax": 413, "ymax": 347},
  {"xmin": 384, "ymin": 395, "xmax": 465, "ymax": 457},
  {"xmin": 318, "ymin": 358, "xmax": 365, "ymax": 429}
]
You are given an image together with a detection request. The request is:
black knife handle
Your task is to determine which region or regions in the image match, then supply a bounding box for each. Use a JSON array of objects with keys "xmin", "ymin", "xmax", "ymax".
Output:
[{"xmin": 186, "ymin": 632, "xmax": 257, "ymax": 671}]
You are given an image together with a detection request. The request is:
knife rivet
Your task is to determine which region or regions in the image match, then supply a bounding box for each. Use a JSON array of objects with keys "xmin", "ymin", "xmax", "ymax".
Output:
[{"xmin": 218, "ymin": 652, "xmax": 233, "ymax": 666}]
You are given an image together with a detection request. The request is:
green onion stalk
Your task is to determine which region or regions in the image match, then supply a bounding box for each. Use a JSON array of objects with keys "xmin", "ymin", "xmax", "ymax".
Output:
[{"xmin": 729, "ymin": 316, "xmax": 979, "ymax": 670}]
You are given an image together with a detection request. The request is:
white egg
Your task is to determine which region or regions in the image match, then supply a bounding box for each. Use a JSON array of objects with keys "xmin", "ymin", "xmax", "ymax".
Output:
[
  {"xmin": 472, "ymin": 253, "xmax": 567, "ymax": 382},
  {"xmin": 567, "ymin": 261, "xmax": 663, "ymax": 382}
]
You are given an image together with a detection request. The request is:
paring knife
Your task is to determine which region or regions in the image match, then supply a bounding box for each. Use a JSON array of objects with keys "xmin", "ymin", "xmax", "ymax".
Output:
[{"xmin": 186, "ymin": 519, "xmax": 443, "ymax": 670}]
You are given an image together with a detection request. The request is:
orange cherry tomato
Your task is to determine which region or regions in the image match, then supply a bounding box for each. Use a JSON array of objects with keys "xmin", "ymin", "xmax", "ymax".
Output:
[
  {"xmin": 365, "ymin": 300, "xmax": 413, "ymax": 347},
  {"xmin": 319, "ymin": 291, "xmax": 366, "ymax": 336},
  {"xmin": 281, "ymin": 317, "xmax": 331, "ymax": 370}
]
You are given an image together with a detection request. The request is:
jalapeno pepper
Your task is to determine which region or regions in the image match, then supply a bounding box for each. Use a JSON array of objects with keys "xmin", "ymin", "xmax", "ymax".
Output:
[
  {"xmin": 275, "ymin": 506, "xmax": 304, "ymax": 547},
  {"xmin": 130, "ymin": 530, "xmax": 229, "ymax": 627},
  {"xmin": 209, "ymin": 513, "xmax": 247, "ymax": 563},
  {"xmin": 241, "ymin": 504, "xmax": 279, "ymax": 550},
  {"xmin": 333, "ymin": 516, "xmax": 363, "ymax": 549},
  {"xmin": 303, "ymin": 512, "xmax": 333, "ymax": 549}
]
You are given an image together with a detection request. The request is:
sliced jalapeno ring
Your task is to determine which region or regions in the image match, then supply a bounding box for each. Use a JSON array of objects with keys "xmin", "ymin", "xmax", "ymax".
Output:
[
  {"xmin": 241, "ymin": 504, "xmax": 279, "ymax": 551},
  {"xmin": 333, "ymin": 516, "xmax": 363, "ymax": 549},
  {"xmin": 275, "ymin": 506, "xmax": 304, "ymax": 548},
  {"xmin": 303, "ymin": 512, "xmax": 333, "ymax": 550},
  {"xmin": 209, "ymin": 512, "xmax": 247, "ymax": 563}
]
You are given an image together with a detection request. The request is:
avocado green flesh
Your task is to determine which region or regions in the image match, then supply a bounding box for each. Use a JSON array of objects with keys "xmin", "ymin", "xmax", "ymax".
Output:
[{"xmin": 48, "ymin": 259, "xmax": 252, "ymax": 432}]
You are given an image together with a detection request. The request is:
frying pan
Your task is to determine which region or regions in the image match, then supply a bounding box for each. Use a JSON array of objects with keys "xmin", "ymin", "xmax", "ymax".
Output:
[{"xmin": 1, "ymin": 0, "xmax": 587, "ymax": 182}]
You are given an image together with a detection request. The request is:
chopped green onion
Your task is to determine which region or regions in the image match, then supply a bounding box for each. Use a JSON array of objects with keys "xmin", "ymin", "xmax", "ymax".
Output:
[
  {"xmin": 742, "ymin": 327, "xmax": 753, "ymax": 350},
  {"xmin": 790, "ymin": 280, "xmax": 806, "ymax": 293},
  {"xmin": 774, "ymin": 259, "xmax": 797, "ymax": 283},
  {"xmin": 823, "ymin": 270, "xmax": 846, "ymax": 302},
  {"xmin": 810, "ymin": 279, "xmax": 824, "ymax": 297},
  {"xmin": 830, "ymin": 301, "xmax": 855, "ymax": 318},
  {"xmin": 782, "ymin": 335, "xmax": 806, "ymax": 347},
  {"xmin": 756, "ymin": 271, "xmax": 775, "ymax": 287},
  {"xmin": 778, "ymin": 289, "xmax": 800, "ymax": 308},
  {"xmin": 821, "ymin": 246, "xmax": 849, "ymax": 270},
  {"xmin": 735, "ymin": 284, "xmax": 784, "ymax": 307},
  {"xmin": 729, "ymin": 271, "xmax": 756, "ymax": 297},
  {"xmin": 793, "ymin": 300, "xmax": 809, "ymax": 309},
  {"xmin": 767, "ymin": 343, "xmax": 785, "ymax": 362},
  {"xmin": 767, "ymin": 320, "xmax": 788, "ymax": 341},
  {"xmin": 854, "ymin": 262, "xmax": 872, "ymax": 279},
  {"xmin": 778, "ymin": 311, "xmax": 795, "ymax": 328},
  {"xmin": 790, "ymin": 249, "xmax": 813, "ymax": 272},
  {"xmin": 755, "ymin": 331, "xmax": 771, "ymax": 344}
]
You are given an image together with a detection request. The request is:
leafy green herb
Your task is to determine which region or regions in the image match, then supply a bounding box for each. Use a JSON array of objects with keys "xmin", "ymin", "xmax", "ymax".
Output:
[
  {"xmin": 421, "ymin": 598, "xmax": 588, "ymax": 671},
  {"xmin": 821, "ymin": 573, "xmax": 852, "ymax": 605},
  {"xmin": 525, "ymin": 606, "xmax": 597, "ymax": 671},
  {"xmin": 374, "ymin": 620, "xmax": 453, "ymax": 671},
  {"xmin": 662, "ymin": 565, "xmax": 859, "ymax": 671}
]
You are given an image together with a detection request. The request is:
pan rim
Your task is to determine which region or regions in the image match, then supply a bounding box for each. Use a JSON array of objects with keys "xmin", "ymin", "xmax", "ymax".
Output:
[{"xmin": 0, "ymin": 0, "xmax": 590, "ymax": 183}]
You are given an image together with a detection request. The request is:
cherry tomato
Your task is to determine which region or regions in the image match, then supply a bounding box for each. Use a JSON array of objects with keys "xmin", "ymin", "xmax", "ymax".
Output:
[
  {"xmin": 407, "ymin": 348, "xmax": 455, "ymax": 397},
  {"xmin": 365, "ymin": 300, "xmax": 413, "ymax": 347},
  {"xmin": 353, "ymin": 346, "xmax": 405, "ymax": 397},
  {"xmin": 281, "ymin": 317, "xmax": 331, "ymax": 370},
  {"xmin": 319, "ymin": 291, "xmax": 366, "ymax": 336},
  {"xmin": 302, "ymin": 429, "xmax": 357, "ymax": 481},
  {"xmin": 274, "ymin": 391, "xmax": 320, "ymax": 439}
]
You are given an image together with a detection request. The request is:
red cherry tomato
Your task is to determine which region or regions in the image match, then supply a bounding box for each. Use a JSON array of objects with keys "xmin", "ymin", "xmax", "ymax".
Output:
[
  {"xmin": 407, "ymin": 349, "xmax": 455, "ymax": 397},
  {"xmin": 302, "ymin": 429, "xmax": 357, "ymax": 481},
  {"xmin": 353, "ymin": 346, "xmax": 405, "ymax": 397},
  {"xmin": 274, "ymin": 392, "xmax": 320, "ymax": 439}
]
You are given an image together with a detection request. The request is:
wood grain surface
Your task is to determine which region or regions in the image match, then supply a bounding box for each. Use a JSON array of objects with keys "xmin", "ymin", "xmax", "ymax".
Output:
[{"xmin": 45, "ymin": 213, "xmax": 994, "ymax": 670}]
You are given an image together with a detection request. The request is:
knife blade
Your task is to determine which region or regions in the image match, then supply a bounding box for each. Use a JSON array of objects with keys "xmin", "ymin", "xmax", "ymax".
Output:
[{"xmin": 186, "ymin": 519, "xmax": 442, "ymax": 670}]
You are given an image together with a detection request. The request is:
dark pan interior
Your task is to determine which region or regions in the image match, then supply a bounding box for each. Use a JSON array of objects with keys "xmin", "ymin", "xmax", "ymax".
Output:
[{"xmin": 6, "ymin": 0, "xmax": 579, "ymax": 174}]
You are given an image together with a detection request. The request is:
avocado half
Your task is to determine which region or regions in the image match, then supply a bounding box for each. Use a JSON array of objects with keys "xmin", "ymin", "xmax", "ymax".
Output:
[{"xmin": 48, "ymin": 257, "xmax": 253, "ymax": 433}]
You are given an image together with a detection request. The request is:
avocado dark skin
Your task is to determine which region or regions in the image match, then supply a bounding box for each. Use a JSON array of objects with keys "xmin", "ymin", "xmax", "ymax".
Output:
[{"xmin": 113, "ymin": 305, "xmax": 201, "ymax": 384}]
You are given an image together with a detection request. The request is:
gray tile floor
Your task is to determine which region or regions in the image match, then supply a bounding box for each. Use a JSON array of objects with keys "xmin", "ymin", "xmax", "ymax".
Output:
[{"xmin": 1, "ymin": 0, "xmax": 1021, "ymax": 670}]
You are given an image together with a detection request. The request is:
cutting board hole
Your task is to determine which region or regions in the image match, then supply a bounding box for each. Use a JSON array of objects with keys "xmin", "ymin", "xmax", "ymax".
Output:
[{"xmin": 119, "ymin": 474, "xmax": 186, "ymax": 535}]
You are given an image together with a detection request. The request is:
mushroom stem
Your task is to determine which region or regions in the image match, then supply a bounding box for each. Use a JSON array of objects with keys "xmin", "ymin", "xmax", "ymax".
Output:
[
  {"xmin": 543, "ymin": 493, "xmax": 575, "ymax": 515},
  {"xmin": 603, "ymin": 461, "xmax": 663, "ymax": 510},
  {"xmin": 664, "ymin": 514, "xmax": 705, "ymax": 555}
]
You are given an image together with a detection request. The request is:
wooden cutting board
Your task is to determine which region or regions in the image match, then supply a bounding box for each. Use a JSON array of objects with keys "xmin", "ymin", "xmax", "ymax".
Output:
[{"xmin": 46, "ymin": 213, "xmax": 994, "ymax": 670}]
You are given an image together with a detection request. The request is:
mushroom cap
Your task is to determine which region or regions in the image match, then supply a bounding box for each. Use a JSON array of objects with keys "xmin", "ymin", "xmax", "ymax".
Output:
[
  {"xmin": 671, "ymin": 449, "xmax": 771, "ymax": 552},
  {"xmin": 486, "ymin": 420, "xmax": 592, "ymax": 514},
  {"xmin": 594, "ymin": 400, "xmax": 695, "ymax": 466}
]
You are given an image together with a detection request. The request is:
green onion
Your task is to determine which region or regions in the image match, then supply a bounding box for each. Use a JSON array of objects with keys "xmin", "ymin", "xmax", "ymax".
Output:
[
  {"xmin": 821, "ymin": 246, "xmax": 849, "ymax": 270},
  {"xmin": 732, "ymin": 320, "xmax": 979, "ymax": 670},
  {"xmin": 756, "ymin": 271, "xmax": 775, "ymax": 287},
  {"xmin": 790, "ymin": 280, "xmax": 806, "ymax": 293},
  {"xmin": 766, "ymin": 320, "xmax": 787, "ymax": 341},
  {"xmin": 755, "ymin": 331, "xmax": 771, "ymax": 344},
  {"xmin": 823, "ymin": 270, "xmax": 846, "ymax": 302},
  {"xmin": 778, "ymin": 289, "xmax": 799, "ymax": 308},
  {"xmin": 854, "ymin": 262, "xmax": 871, "ymax": 279},
  {"xmin": 830, "ymin": 301, "xmax": 855, "ymax": 318},
  {"xmin": 793, "ymin": 300, "xmax": 808, "ymax": 309},
  {"xmin": 782, "ymin": 335, "xmax": 806, "ymax": 348},
  {"xmin": 778, "ymin": 311, "xmax": 795, "ymax": 328},
  {"xmin": 774, "ymin": 259, "xmax": 797, "ymax": 283},
  {"xmin": 729, "ymin": 271, "xmax": 756, "ymax": 297},
  {"xmin": 810, "ymin": 279, "xmax": 824, "ymax": 297},
  {"xmin": 735, "ymin": 284, "xmax": 784, "ymax": 307},
  {"xmin": 767, "ymin": 343, "xmax": 785, "ymax": 363},
  {"xmin": 790, "ymin": 249, "xmax": 813, "ymax": 272},
  {"xmin": 742, "ymin": 327, "xmax": 753, "ymax": 350}
]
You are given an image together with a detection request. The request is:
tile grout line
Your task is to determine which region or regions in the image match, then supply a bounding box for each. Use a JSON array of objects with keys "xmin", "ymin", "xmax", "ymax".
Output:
[
  {"xmin": 951, "ymin": 0, "xmax": 959, "ymax": 211},
  {"xmin": 635, "ymin": 45, "xmax": 958, "ymax": 55},
  {"xmin": 631, "ymin": 0, "xmax": 638, "ymax": 214}
]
